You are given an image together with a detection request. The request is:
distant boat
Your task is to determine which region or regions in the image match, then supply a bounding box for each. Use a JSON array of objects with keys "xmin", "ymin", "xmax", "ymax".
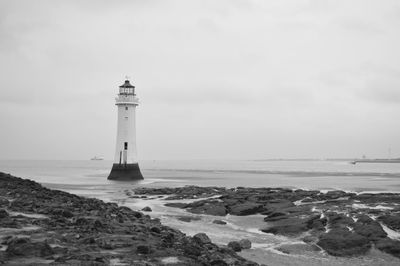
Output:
[
  {"xmin": 350, "ymin": 158, "xmax": 400, "ymax": 164},
  {"xmin": 90, "ymin": 156, "xmax": 104, "ymax": 161}
]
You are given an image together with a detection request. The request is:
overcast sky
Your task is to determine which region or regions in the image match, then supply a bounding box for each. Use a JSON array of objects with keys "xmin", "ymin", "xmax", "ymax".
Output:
[{"xmin": 1, "ymin": 0, "xmax": 400, "ymax": 160}]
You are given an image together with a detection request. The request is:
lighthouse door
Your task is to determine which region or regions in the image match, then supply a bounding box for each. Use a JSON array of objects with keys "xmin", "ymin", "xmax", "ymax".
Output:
[{"xmin": 123, "ymin": 142, "xmax": 128, "ymax": 164}]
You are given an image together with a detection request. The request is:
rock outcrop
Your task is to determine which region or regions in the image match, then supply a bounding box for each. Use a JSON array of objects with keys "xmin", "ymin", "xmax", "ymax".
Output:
[
  {"xmin": 0, "ymin": 172, "xmax": 258, "ymax": 266},
  {"xmin": 134, "ymin": 186, "xmax": 400, "ymax": 258}
]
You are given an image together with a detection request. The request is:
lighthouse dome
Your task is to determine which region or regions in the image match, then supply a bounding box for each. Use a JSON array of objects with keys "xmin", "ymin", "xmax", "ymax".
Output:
[{"xmin": 119, "ymin": 80, "xmax": 135, "ymax": 88}]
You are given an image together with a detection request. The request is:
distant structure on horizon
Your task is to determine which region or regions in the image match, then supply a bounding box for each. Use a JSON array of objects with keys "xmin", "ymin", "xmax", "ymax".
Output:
[{"xmin": 108, "ymin": 79, "xmax": 143, "ymax": 180}]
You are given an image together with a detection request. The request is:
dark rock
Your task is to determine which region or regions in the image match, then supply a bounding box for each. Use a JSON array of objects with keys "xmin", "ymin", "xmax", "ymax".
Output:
[
  {"xmin": 239, "ymin": 239, "xmax": 252, "ymax": 249},
  {"xmin": 307, "ymin": 215, "xmax": 327, "ymax": 231},
  {"xmin": 277, "ymin": 243, "xmax": 321, "ymax": 254},
  {"xmin": 116, "ymin": 213, "xmax": 125, "ymax": 223},
  {"xmin": 118, "ymin": 206, "xmax": 143, "ymax": 218},
  {"xmin": 141, "ymin": 206, "xmax": 152, "ymax": 212},
  {"xmin": 136, "ymin": 245, "xmax": 151, "ymax": 254},
  {"xmin": 6, "ymin": 238, "xmax": 53, "ymax": 257},
  {"xmin": 317, "ymin": 228, "xmax": 371, "ymax": 256},
  {"xmin": 263, "ymin": 211, "xmax": 288, "ymax": 221},
  {"xmin": 193, "ymin": 233, "xmax": 211, "ymax": 245},
  {"xmin": 93, "ymin": 219, "xmax": 104, "ymax": 229},
  {"xmin": 0, "ymin": 174, "xmax": 256, "ymax": 265},
  {"xmin": 130, "ymin": 210, "xmax": 143, "ymax": 219},
  {"xmin": 213, "ymin": 219, "xmax": 227, "ymax": 225},
  {"xmin": 375, "ymin": 238, "xmax": 400, "ymax": 258},
  {"xmin": 210, "ymin": 259, "xmax": 229, "ymax": 266},
  {"xmin": 75, "ymin": 217, "xmax": 90, "ymax": 226},
  {"xmin": 52, "ymin": 208, "xmax": 74, "ymax": 218},
  {"xmin": 283, "ymin": 205, "xmax": 313, "ymax": 214},
  {"xmin": 82, "ymin": 236, "xmax": 96, "ymax": 244},
  {"xmin": 262, "ymin": 199, "xmax": 295, "ymax": 214},
  {"xmin": 353, "ymin": 215, "xmax": 387, "ymax": 241},
  {"xmin": 135, "ymin": 186, "xmax": 227, "ymax": 200},
  {"xmin": 378, "ymin": 214, "xmax": 400, "ymax": 231},
  {"xmin": 161, "ymin": 232, "xmax": 175, "ymax": 247},
  {"xmin": 302, "ymin": 235, "xmax": 318, "ymax": 243},
  {"xmin": 323, "ymin": 190, "xmax": 348, "ymax": 200},
  {"xmin": 150, "ymin": 226, "xmax": 161, "ymax": 234},
  {"xmin": 229, "ymin": 202, "xmax": 263, "ymax": 216},
  {"xmin": 183, "ymin": 242, "xmax": 202, "ymax": 256},
  {"xmin": 97, "ymin": 239, "xmax": 114, "ymax": 250},
  {"xmin": 262, "ymin": 215, "xmax": 322, "ymax": 236},
  {"xmin": 0, "ymin": 251, "xmax": 5, "ymax": 264},
  {"xmin": 0, "ymin": 209, "xmax": 9, "ymax": 219},
  {"xmin": 0, "ymin": 197, "xmax": 9, "ymax": 207},
  {"xmin": 164, "ymin": 202, "xmax": 188, "ymax": 208},
  {"xmin": 301, "ymin": 197, "xmax": 314, "ymax": 203},
  {"xmin": 188, "ymin": 203, "xmax": 227, "ymax": 216},
  {"xmin": 262, "ymin": 220, "xmax": 307, "ymax": 236},
  {"xmin": 228, "ymin": 241, "xmax": 242, "ymax": 252},
  {"xmin": 188, "ymin": 199, "xmax": 219, "ymax": 208},
  {"xmin": 325, "ymin": 212, "xmax": 354, "ymax": 229},
  {"xmin": 352, "ymin": 193, "xmax": 400, "ymax": 204},
  {"xmin": 62, "ymin": 210, "xmax": 74, "ymax": 218},
  {"xmin": 177, "ymin": 216, "xmax": 201, "ymax": 223},
  {"xmin": 8, "ymin": 172, "xmax": 400, "ymax": 263}
]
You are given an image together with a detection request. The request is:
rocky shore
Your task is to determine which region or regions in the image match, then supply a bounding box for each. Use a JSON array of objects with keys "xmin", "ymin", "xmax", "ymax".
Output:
[
  {"xmin": 132, "ymin": 186, "xmax": 400, "ymax": 259},
  {"xmin": 0, "ymin": 172, "xmax": 258, "ymax": 265}
]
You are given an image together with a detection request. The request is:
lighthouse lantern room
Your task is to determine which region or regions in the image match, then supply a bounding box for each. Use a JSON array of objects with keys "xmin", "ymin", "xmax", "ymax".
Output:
[{"xmin": 108, "ymin": 79, "xmax": 143, "ymax": 180}]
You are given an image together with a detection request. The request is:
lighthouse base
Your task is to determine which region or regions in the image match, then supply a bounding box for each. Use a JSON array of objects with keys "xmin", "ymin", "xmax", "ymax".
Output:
[{"xmin": 107, "ymin": 163, "xmax": 143, "ymax": 181}]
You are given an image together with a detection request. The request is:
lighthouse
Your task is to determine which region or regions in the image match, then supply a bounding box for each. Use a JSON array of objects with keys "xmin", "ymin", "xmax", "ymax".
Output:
[{"xmin": 108, "ymin": 79, "xmax": 143, "ymax": 180}]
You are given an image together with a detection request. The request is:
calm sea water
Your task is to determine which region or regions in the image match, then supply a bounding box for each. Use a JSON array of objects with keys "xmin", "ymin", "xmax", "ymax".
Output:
[{"xmin": 1, "ymin": 159, "xmax": 400, "ymax": 192}]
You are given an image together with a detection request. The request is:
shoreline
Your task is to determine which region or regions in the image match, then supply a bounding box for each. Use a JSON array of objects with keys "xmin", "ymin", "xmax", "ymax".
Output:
[
  {"xmin": 42, "ymin": 181, "xmax": 400, "ymax": 195},
  {"xmin": 2, "ymin": 171, "xmax": 400, "ymax": 265},
  {"xmin": 0, "ymin": 172, "xmax": 257, "ymax": 265}
]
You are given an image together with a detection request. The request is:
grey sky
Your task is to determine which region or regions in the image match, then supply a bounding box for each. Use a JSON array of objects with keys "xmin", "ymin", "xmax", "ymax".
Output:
[{"xmin": 1, "ymin": 0, "xmax": 400, "ymax": 160}]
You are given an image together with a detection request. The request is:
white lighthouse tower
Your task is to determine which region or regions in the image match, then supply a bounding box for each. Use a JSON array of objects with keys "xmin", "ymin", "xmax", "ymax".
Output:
[{"xmin": 108, "ymin": 79, "xmax": 143, "ymax": 180}]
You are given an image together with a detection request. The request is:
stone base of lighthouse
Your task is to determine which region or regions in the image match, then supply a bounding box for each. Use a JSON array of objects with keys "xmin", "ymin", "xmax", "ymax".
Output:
[{"xmin": 107, "ymin": 163, "xmax": 143, "ymax": 181}]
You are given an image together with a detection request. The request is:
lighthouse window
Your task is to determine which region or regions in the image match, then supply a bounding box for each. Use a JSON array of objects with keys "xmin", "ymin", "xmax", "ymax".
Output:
[
  {"xmin": 125, "ymin": 107, "xmax": 128, "ymax": 110},
  {"xmin": 124, "ymin": 142, "xmax": 128, "ymax": 150}
]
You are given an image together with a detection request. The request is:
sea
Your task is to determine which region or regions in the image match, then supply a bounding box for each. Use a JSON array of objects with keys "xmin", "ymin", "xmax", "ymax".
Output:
[{"xmin": 1, "ymin": 159, "xmax": 400, "ymax": 265}]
